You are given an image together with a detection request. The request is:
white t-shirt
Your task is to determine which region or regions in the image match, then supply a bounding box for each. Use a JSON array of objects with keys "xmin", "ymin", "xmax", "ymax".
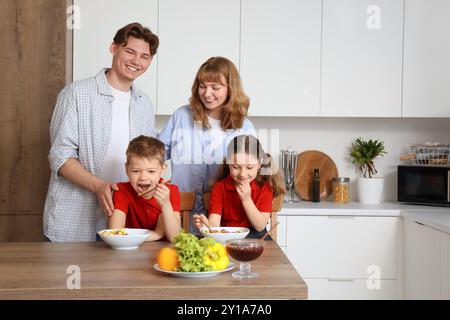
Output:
[
  {"xmin": 96, "ymin": 84, "xmax": 130, "ymax": 231},
  {"xmin": 206, "ymin": 115, "xmax": 228, "ymax": 164},
  {"xmin": 207, "ymin": 115, "xmax": 222, "ymax": 130}
]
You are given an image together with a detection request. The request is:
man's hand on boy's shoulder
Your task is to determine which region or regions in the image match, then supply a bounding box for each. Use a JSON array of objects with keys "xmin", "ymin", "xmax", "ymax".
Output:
[{"xmin": 95, "ymin": 181, "xmax": 119, "ymax": 217}]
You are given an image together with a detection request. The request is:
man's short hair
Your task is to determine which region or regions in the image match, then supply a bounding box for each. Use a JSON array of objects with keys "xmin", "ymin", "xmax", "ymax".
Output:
[{"xmin": 113, "ymin": 22, "xmax": 159, "ymax": 56}]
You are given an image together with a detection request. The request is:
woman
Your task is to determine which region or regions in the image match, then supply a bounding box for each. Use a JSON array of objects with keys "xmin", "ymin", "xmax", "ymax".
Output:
[{"xmin": 158, "ymin": 56, "xmax": 256, "ymax": 233}]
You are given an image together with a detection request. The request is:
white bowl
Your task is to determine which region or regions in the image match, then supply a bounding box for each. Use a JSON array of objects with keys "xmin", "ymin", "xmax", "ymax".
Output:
[
  {"xmin": 199, "ymin": 227, "xmax": 250, "ymax": 244},
  {"xmin": 98, "ymin": 228, "xmax": 150, "ymax": 250}
]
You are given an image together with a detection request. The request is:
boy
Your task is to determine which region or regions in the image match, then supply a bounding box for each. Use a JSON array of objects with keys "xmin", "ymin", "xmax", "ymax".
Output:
[{"xmin": 109, "ymin": 135, "xmax": 181, "ymax": 242}]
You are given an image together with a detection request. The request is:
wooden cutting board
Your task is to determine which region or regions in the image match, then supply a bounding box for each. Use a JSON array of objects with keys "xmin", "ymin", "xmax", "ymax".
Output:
[{"xmin": 294, "ymin": 150, "xmax": 338, "ymax": 201}]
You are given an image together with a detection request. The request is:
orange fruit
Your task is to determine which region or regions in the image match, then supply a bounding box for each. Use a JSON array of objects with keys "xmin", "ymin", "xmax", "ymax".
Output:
[{"xmin": 157, "ymin": 247, "xmax": 179, "ymax": 271}]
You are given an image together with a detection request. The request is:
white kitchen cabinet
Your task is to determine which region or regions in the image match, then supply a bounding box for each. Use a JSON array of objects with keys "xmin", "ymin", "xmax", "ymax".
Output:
[
  {"xmin": 240, "ymin": 0, "xmax": 321, "ymax": 116},
  {"xmin": 73, "ymin": 0, "xmax": 158, "ymax": 103},
  {"xmin": 286, "ymin": 216, "xmax": 399, "ymax": 279},
  {"xmin": 157, "ymin": 0, "xmax": 240, "ymax": 115},
  {"xmin": 321, "ymin": 0, "xmax": 403, "ymax": 117},
  {"xmin": 306, "ymin": 279, "xmax": 397, "ymax": 300},
  {"xmin": 275, "ymin": 215, "xmax": 287, "ymax": 247},
  {"xmin": 441, "ymin": 231, "xmax": 450, "ymax": 299},
  {"xmin": 402, "ymin": 0, "xmax": 450, "ymax": 117},
  {"xmin": 404, "ymin": 219, "xmax": 441, "ymax": 299}
]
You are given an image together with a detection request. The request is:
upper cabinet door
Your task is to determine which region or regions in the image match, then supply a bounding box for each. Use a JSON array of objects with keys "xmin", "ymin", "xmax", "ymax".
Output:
[
  {"xmin": 240, "ymin": 0, "xmax": 321, "ymax": 117},
  {"xmin": 403, "ymin": 0, "xmax": 450, "ymax": 117},
  {"xmin": 73, "ymin": 0, "xmax": 158, "ymax": 103},
  {"xmin": 321, "ymin": 0, "xmax": 403, "ymax": 117},
  {"xmin": 157, "ymin": 0, "xmax": 240, "ymax": 115}
]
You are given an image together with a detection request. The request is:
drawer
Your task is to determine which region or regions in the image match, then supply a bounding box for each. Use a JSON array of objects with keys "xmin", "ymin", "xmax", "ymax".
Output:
[
  {"xmin": 286, "ymin": 216, "xmax": 400, "ymax": 278},
  {"xmin": 306, "ymin": 278, "xmax": 398, "ymax": 300}
]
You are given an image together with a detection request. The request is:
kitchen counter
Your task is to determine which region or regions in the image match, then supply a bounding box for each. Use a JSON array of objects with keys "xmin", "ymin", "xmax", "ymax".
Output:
[
  {"xmin": 401, "ymin": 210, "xmax": 450, "ymax": 234},
  {"xmin": 0, "ymin": 241, "xmax": 308, "ymax": 300},
  {"xmin": 280, "ymin": 200, "xmax": 450, "ymax": 234}
]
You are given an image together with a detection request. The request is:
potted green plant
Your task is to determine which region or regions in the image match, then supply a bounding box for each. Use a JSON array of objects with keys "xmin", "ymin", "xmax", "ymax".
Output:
[{"xmin": 349, "ymin": 138, "xmax": 387, "ymax": 204}]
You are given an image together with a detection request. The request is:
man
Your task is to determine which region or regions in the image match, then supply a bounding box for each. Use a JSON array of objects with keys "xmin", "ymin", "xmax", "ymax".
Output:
[{"xmin": 44, "ymin": 22, "xmax": 158, "ymax": 241}]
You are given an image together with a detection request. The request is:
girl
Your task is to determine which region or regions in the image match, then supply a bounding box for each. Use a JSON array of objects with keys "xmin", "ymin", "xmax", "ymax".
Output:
[
  {"xmin": 193, "ymin": 135, "xmax": 285, "ymax": 239},
  {"xmin": 158, "ymin": 57, "xmax": 256, "ymax": 234}
]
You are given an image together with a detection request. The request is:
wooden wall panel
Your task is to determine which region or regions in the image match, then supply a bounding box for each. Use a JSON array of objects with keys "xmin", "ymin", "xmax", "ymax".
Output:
[
  {"xmin": 0, "ymin": 215, "xmax": 44, "ymax": 242},
  {"xmin": 0, "ymin": 0, "xmax": 66, "ymax": 241}
]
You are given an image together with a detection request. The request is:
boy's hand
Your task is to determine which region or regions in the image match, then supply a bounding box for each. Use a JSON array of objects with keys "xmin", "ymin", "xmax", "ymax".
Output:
[
  {"xmin": 193, "ymin": 213, "xmax": 208, "ymax": 230},
  {"xmin": 153, "ymin": 183, "xmax": 171, "ymax": 208},
  {"xmin": 236, "ymin": 181, "xmax": 252, "ymax": 202}
]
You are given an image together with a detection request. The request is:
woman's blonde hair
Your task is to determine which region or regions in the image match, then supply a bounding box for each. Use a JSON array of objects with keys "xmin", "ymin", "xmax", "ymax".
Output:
[
  {"xmin": 190, "ymin": 57, "xmax": 249, "ymax": 130},
  {"xmin": 217, "ymin": 135, "xmax": 286, "ymax": 197}
]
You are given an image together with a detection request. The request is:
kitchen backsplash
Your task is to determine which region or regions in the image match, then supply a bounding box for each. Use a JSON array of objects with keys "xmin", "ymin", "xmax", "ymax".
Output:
[{"xmin": 155, "ymin": 116, "xmax": 450, "ymax": 202}]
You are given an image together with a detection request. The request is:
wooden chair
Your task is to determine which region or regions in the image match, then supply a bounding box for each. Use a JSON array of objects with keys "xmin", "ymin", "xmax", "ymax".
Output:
[
  {"xmin": 269, "ymin": 193, "xmax": 284, "ymax": 241},
  {"xmin": 179, "ymin": 192, "xmax": 195, "ymax": 232},
  {"xmin": 200, "ymin": 192, "xmax": 284, "ymax": 241}
]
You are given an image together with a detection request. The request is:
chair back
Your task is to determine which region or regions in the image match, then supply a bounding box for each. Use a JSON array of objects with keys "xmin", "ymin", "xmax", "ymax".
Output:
[
  {"xmin": 179, "ymin": 192, "xmax": 195, "ymax": 232},
  {"xmin": 269, "ymin": 193, "xmax": 284, "ymax": 241}
]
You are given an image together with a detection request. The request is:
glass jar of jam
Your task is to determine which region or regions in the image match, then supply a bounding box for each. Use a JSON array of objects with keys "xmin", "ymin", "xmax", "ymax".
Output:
[{"xmin": 332, "ymin": 177, "xmax": 350, "ymax": 204}]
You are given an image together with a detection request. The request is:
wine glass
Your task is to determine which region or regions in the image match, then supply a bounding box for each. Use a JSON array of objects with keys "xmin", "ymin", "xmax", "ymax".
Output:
[{"xmin": 225, "ymin": 238, "xmax": 264, "ymax": 279}]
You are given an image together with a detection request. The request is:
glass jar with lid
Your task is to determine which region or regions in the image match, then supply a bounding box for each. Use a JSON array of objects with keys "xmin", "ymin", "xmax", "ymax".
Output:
[{"xmin": 332, "ymin": 177, "xmax": 350, "ymax": 204}]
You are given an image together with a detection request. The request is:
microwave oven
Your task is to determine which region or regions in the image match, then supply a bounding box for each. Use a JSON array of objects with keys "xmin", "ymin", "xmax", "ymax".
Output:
[{"xmin": 397, "ymin": 165, "xmax": 450, "ymax": 207}]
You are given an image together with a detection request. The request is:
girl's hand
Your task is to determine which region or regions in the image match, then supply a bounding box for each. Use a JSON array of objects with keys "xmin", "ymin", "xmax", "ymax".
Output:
[
  {"xmin": 153, "ymin": 183, "xmax": 171, "ymax": 208},
  {"xmin": 193, "ymin": 213, "xmax": 208, "ymax": 230},
  {"xmin": 236, "ymin": 181, "xmax": 252, "ymax": 202}
]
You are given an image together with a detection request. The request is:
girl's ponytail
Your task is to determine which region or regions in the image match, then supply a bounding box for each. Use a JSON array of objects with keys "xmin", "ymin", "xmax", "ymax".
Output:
[{"xmin": 256, "ymin": 153, "xmax": 286, "ymax": 197}]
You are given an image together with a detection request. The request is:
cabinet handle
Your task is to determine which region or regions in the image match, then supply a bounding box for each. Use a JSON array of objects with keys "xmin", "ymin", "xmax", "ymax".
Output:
[
  {"xmin": 414, "ymin": 221, "xmax": 425, "ymax": 226},
  {"xmin": 327, "ymin": 278, "xmax": 355, "ymax": 282},
  {"xmin": 327, "ymin": 215, "xmax": 355, "ymax": 219}
]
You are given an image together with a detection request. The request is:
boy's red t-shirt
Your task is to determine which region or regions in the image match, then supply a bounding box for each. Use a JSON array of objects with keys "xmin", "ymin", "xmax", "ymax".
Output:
[
  {"xmin": 113, "ymin": 180, "xmax": 181, "ymax": 230},
  {"xmin": 209, "ymin": 175, "xmax": 273, "ymax": 227}
]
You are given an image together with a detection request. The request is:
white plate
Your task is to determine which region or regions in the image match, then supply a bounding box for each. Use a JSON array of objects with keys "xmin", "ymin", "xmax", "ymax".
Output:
[{"xmin": 153, "ymin": 262, "xmax": 235, "ymax": 278}]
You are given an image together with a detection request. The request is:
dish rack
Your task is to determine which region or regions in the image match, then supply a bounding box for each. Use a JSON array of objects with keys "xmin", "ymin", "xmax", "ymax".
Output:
[{"xmin": 408, "ymin": 143, "xmax": 450, "ymax": 166}]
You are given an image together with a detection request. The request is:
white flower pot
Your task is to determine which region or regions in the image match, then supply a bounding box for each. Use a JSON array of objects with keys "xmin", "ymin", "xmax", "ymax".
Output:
[{"xmin": 357, "ymin": 177, "xmax": 384, "ymax": 204}]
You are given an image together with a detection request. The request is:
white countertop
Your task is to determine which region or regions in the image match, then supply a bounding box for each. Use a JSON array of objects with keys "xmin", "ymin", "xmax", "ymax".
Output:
[
  {"xmin": 401, "ymin": 210, "xmax": 450, "ymax": 234},
  {"xmin": 279, "ymin": 200, "xmax": 450, "ymax": 234}
]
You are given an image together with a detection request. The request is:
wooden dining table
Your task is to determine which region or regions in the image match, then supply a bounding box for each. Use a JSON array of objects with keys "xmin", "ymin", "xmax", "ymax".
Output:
[{"xmin": 0, "ymin": 240, "xmax": 308, "ymax": 300}]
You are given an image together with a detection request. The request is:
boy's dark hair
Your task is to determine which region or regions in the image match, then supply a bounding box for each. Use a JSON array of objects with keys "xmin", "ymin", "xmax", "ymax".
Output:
[
  {"xmin": 126, "ymin": 135, "xmax": 165, "ymax": 165},
  {"xmin": 113, "ymin": 22, "xmax": 159, "ymax": 56}
]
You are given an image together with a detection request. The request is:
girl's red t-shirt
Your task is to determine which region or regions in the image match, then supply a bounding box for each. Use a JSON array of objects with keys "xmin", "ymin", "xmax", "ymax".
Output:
[{"xmin": 209, "ymin": 175, "xmax": 273, "ymax": 227}]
